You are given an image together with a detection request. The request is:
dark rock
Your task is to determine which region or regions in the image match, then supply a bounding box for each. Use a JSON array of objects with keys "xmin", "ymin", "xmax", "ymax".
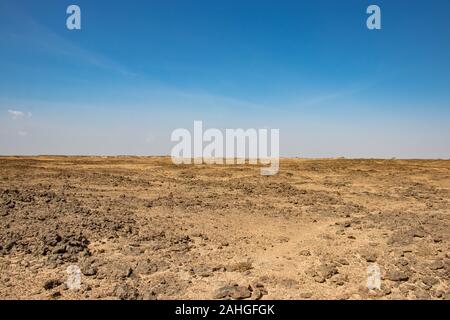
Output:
[
  {"xmin": 213, "ymin": 285, "xmax": 235, "ymax": 299},
  {"xmin": 411, "ymin": 228, "xmax": 426, "ymax": 238},
  {"xmin": 114, "ymin": 284, "xmax": 140, "ymax": 300},
  {"xmin": 250, "ymin": 289, "xmax": 263, "ymax": 300},
  {"xmin": 191, "ymin": 265, "xmax": 212, "ymax": 277},
  {"xmin": 414, "ymin": 289, "xmax": 430, "ymax": 299},
  {"xmin": 313, "ymin": 275, "xmax": 326, "ymax": 283},
  {"xmin": 385, "ymin": 270, "xmax": 409, "ymax": 282},
  {"xmin": 231, "ymin": 286, "xmax": 252, "ymax": 300},
  {"xmin": 388, "ymin": 231, "xmax": 413, "ymax": 246},
  {"xmin": 396, "ymin": 258, "xmax": 409, "ymax": 267},
  {"xmin": 429, "ymin": 260, "xmax": 444, "ymax": 270},
  {"xmin": 422, "ymin": 276, "xmax": 439, "ymax": 287},
  {"xmin": 336, "ymin": 258, "xmax": 349, "ymax": 266},
  {"xmin": 331, "ymin": 274, "xmax": 348, "ymax": 286},
  {"xmin": 228, "ymin": 261, "xmax": 253, "ymax": 272},
  {"xmin": 213, "ymin": 284, "xmax": 255, "ymax": 300},
  {"xmin": 4, "ymin": 240, "xmax": 16, "ymax": 252},
  {"xmin": 43, "ymin": 279, "xmax": 62, "ymax": 290},
  {"xmin": 382, "ymin": 285, "xmax": 392, "ymax": 296},
  {"xmin": 135, "ymin": 260, "xmax": 158, "ymax": 275},
  {"xmin": 300, "ymin": 292, "xmax": 313, "ymax": 299},
  {"xmin": 81, "ymin": 263, "xmax": 97, "ymax": 276},
  {"xmin": 317, "ymin": 263, "xmax": 339, "ymax": 279},
  {"xmin": 361, "ymin": 251, "xmax": 377, "ymax": 262},
  {"xmin": 299, "ymin": 250, "xmax": 311, "ymax": 256},
  {"xmin": 114, "ymin": 265, "xmax": 133, "ymax": 279},
  {"xmin": 43, "ymin": 234, "xmax": 62, "ymax": 247}
]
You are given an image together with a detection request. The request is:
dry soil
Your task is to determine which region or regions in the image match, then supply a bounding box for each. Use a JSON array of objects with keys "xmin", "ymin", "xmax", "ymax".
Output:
[{"xmin": 0, "ymin": 157, "xmax": 449, "ymax": 300}]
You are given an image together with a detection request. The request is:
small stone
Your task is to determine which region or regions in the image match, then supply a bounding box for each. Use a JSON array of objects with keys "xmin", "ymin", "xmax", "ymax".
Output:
[
  {"xmin": 411, "ymin": 228, "xmax": 426, "ymax": 238},
  {"xmin": 317, "ymin": 263, "xmax": 339, "ymax": 279},
  {"xmin": 429, "ymin": 260, "xmax": 444, "ymax": 270},
  {"xmin": 135, "ymin": 260, "xmax": 158, "ymax": 275},
  {"xmin": 331, "ymin": 274, "xmax": 348, "ymax": 286},
  {"xmin": 368, "ymin": 289, "xmax": 384, "ymax": 298},
  {"xmin": 231, "ymin": 286, "xmax": 252, "ymax": 300},
  {"xmin": 313, "ymin": 275, "xmax": 326, "ymax": 283},
  {"xmin": 276, "ymin": 236, "xmax": 290, "ymax": 243},
  {"xmin": 114, "ymin": 265, "xmax": 133, "ymax": 279},
  {"xmin": 300, "ymin": 292, "xmax": 313, "ymax": 299},
  {"xmin": 43, "ymin": 279, "xmax": 62, "ymax": 290},
  {"xmin": 435, "ymin": 290, "xmax": 444, "ymax": 298},
  {"xmin": 114, "ymin": 284, "xmax": 139, "ymax": 300},
  {"xmin": 299, "ymin": 250, "xmax": 311, "ymax": 256},
  {"xmin": 414, "ymin": 289, "xmax": 430, "ymax": 299},
  {"xmin": 81, "ymin": 262, "xmax": 97, "ymax": 276},
  {"xmin": 382, "ymin": 286, "xmax": 392, "ymax": 296},
  {"xmin": 193, "ymin": 266, "xmax": 212, "ymax": 278},
  {"xmin": 385, "ymin": 270, "xmax": 409, "ymax": 282},
  {"xmin": 228, "ymin": 261, "xmax": 253, "ymax": 272},
  {"xmin": 361, "ymin": 249, "xmax": 378, "ymax": 262},
  {"xmin": 213, "ymin": 284, "xmax": 254, "ymax": 300},
  {"xmin": 213, "ymin": 285, "xmax": 234, "ymax": 299},
  {"xmin": 336, "ymin": 258, "xmax": 349, "ymax": 266},
  {"xmin": 396, "ymin": 258, "xmax": 409, "ymax": 267},
  {"xmin": 251, "ymin": 289, "xmax": 263, "ymax": 300},
  {"xmin": 422, "ymin": 276, "xmax": 439, "ymax": 287}
]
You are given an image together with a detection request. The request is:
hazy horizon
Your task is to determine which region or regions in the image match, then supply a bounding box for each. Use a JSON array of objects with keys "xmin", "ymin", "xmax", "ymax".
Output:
[{"xmin": 1, "ymin": 1, "xmax": 449, "ymax": 158}]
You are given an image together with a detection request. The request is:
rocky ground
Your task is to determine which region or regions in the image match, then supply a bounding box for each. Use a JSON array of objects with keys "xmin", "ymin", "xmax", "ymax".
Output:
[{"xmin": 0, "ymin": 156, "xmax": 449, "ymax": 300}]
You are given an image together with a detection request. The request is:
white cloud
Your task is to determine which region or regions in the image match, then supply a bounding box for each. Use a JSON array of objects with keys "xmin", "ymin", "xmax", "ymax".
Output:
[
  {"xmin": 18, "ymin": 131, "xmax": 28, "ymax": 136},
  {"xmin": 7, "ymin": 109, "xmax": 32, "ymax": 120},
  {"xmin": 8, "ymin": 109, "xmax": 25, "ymax": 119}
]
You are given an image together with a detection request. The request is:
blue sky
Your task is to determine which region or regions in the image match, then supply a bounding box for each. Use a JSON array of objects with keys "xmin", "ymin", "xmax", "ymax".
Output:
[{"xmin": 1, "ymin": 0, "xmax": 449, "ymax": 157}]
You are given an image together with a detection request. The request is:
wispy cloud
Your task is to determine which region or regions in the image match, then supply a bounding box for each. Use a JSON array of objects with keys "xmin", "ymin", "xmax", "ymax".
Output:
[
  {"xmin": 2, "ymin": 6, "xmax": 135, "ymax": 77},
  {"xmin": 302, "ymin": 84, "xmax": 374, "ymax": 107},
  {"xmin": 8, "ymin": 109, "xmax": 28, "ymax": 120}
]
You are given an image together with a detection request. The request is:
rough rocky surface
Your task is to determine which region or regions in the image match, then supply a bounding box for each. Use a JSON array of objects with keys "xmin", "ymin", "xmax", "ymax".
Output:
[{"xmin": 0, "ymin": 156, "xmax": 449, "ymax": 300}]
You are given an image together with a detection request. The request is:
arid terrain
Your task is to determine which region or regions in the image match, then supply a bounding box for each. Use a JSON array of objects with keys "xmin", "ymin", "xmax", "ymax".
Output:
[{"xmin": 0, "ymin": 156, "xmax": 449, "ymax": 300}]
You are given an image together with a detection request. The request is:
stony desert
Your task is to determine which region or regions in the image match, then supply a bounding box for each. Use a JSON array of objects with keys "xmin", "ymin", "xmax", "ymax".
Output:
[{"xmin": 0, "ymin": 156, "xmax": 449, "ymax": 300}]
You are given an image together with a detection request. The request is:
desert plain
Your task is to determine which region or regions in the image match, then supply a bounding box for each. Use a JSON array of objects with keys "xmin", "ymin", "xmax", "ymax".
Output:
[{"xmin": 0, "ymin": 156, "xmax": 449, "ymax": 300}]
